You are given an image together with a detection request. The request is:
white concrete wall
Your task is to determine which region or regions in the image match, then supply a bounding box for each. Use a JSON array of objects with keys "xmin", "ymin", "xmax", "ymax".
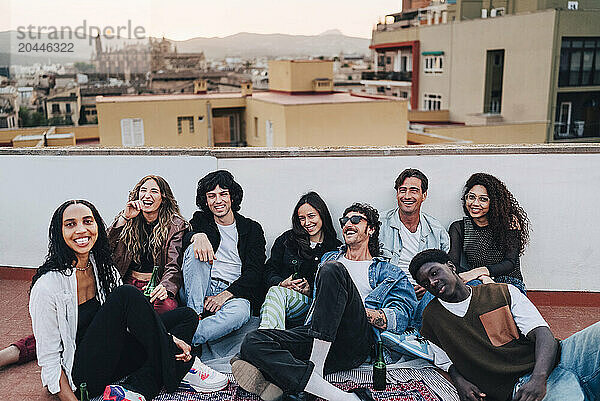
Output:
[{"xmin": 1, "ymin": 151, "xmax": 600, "ymax": 292}]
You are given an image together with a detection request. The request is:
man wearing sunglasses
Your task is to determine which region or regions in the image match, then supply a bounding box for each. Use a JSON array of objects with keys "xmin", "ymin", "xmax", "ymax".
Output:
[{"xmin": 233, "ymin": 203, "xmax": 416, "ymax": 401}]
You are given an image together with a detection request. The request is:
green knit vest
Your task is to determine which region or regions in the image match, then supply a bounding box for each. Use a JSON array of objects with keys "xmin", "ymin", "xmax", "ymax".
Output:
[{"xmin": 421, "ymin": 284, "xmax": 536, "ymax": 401}]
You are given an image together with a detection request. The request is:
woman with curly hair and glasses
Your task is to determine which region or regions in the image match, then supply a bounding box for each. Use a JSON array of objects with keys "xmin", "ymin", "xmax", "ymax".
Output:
[
  {"xmin": 29, "ymin": 200, "xmax": 198, "ymax": 401},
  {"xmin": 108, "ymin": 175, "xmax": 188, "ymax": 314},
  {"xmin": 448, "ymin": 173, "xmax": 530, "ymax": 294}
]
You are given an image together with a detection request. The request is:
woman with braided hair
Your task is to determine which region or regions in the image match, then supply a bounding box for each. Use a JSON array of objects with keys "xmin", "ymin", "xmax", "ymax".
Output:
[{"xmin": 448, "ymin": 173, "xmax": 530, "ymax": 294}]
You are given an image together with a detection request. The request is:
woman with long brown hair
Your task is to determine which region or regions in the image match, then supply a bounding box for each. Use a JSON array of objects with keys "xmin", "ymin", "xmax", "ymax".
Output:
[{"xmin": 109, "ymin": 175, "xmax": 188, "ymax": 313}]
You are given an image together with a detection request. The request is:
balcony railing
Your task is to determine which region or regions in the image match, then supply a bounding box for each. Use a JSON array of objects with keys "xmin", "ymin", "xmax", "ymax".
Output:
[{"xmin": 362, "ymin": 71, "xmax": 412, "ymax": 81}]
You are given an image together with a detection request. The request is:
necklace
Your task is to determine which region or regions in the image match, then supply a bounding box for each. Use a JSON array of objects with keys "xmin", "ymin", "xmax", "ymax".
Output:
[{"xmin": 75, "ymin": 259, "xmax": 91, "ymax": 272}]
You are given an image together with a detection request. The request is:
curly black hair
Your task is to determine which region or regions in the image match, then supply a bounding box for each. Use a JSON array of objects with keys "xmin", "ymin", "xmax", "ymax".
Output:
[
  {"xmin": 31, "ymin": 200, "xmax": 120, "ymax": 296},
  {"xmin": 462, "ymin": 173, "xmax": 530, "ymax": 255},
  {"xmin": 342, "ymin": 202, "xmax": 381, "ymax": 257},
  {"xmin": 409, "ymin": 249, "xmax": 451, "ymax": 282},
  {"xmin": 195, "ymin": 170, "xmax": 243, "ymax": 213}
]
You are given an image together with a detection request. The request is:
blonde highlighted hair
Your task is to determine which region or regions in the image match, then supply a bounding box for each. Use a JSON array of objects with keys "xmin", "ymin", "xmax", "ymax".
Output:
[{"xmin": 119, "ymin": 175, "xmax": 185, "ymax": 263}]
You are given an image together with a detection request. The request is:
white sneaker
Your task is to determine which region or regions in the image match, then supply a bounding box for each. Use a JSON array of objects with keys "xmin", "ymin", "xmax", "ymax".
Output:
[
  {"xmin": 180, "ymin": 357, "xmax": 229, "ymax": 393},
  {"xmin": 103, "ymin": 385, "xmax": 146, "ymax": 401}
]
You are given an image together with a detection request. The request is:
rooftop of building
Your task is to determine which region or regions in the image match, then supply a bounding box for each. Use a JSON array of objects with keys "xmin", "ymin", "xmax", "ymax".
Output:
[
  {"xmin": 96, "ymin": 92, "xmax": 245, "ymax": 103},
  {"xmin": 1, "ymin": 144, "xmax": 600, "ymax": 399},
  {"xmin": 251, "ymin": 91, "xmax": 393, "ymax": 105},
  {"xmin": 95, "ymin": 90, "xmax": 400, "ymax": 105}
]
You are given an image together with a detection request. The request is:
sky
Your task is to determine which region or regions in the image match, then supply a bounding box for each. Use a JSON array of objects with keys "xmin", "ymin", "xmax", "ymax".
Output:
[{"xmin": 1, "ymin": 0, "xmax": 402, "ymax": 40}]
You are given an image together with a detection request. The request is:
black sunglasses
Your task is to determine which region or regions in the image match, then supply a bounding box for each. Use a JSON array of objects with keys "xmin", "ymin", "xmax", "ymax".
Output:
[{"xmin": 339, "ymin": 215, "xmax": 367, "ymax": 227}]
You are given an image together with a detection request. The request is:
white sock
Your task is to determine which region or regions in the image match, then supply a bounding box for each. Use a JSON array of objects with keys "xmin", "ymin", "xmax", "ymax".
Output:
[
  {"xmin": 304, "ymin": 372, "xmax": 360, "ymax": 401},
  {"xmin": 304, "ymin": 338, "xmax": 360, "ymax": 401},
  {"xmin": 309, "ymin": 338, "xmax": 331, "ymax": 376}
]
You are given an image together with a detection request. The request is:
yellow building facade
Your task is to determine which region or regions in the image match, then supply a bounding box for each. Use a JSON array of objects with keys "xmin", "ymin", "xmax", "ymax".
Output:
[{"xmin": 97, "ymin": 60, "xmax": 408, "ymax": 147}]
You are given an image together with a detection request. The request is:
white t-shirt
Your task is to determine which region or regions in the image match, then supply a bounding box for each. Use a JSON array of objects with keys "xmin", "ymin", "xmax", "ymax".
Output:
[
  {"xmin": 211, "ymin": 222, "xmax": 243, "ymax": 284},
  {"xmin": 339, "ymin": 256, "xmax": 372, "ymax": 304},
  {"xmin": 398, "ymin": 222, "xmax": 421, "ymax": 286},
  {"xmin": 429, "ymin": 284, "xmax": 549, "ymax": 371}
]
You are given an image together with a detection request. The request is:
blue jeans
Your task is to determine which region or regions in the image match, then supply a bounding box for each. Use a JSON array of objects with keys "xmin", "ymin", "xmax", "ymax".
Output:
[
  {"xmin": 412, "ymin": 290, "xmax": 435, "ymax": 329},
  {"xmin": 180, "ymin": 245, "xmax": 251, "ymax": 346},
  {"xmin": 514, "ymin": 321, "xmax": 600, "ymax": 401}
]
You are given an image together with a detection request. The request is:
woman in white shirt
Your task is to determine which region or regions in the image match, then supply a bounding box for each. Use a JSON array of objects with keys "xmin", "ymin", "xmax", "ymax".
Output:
[{"xmin": 29, "ymin": 199, "xmax": 198, "ymax": 401}]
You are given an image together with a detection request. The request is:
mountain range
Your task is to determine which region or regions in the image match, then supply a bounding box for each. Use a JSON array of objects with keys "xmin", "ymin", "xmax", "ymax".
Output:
[{"xmin": 0, "ymin": 29, "xmax": 371, "ymax": 66}]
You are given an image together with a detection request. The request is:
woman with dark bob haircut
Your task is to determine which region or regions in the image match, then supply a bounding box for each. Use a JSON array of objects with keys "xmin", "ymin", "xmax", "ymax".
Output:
[
  {"xmin": 260, "ymin": 192, "xmax": 341, "ymax": 329},
  {"xmin": 448, "ymin": 173, "xmax": 530, "ymax": 294},
  {"xmin": 29, "ymin": 200, "xmax": 198, "ymax": 401}
]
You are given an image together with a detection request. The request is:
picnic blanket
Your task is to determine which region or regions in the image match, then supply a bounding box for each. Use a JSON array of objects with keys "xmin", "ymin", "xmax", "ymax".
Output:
[{"xmin": 93, "ymin": 317, "xmax": 459, "ymax": 401}]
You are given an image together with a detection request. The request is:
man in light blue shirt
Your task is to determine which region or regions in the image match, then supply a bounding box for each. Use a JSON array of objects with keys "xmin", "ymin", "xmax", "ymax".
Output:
[{"xmin": 379, "ymin": 168, "xmax": 449, "ymax": 329}]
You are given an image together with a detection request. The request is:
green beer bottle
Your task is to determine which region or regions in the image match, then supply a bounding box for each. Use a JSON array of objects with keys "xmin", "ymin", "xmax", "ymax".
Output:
[
  {"xmin": 373, "ymin": 341, "xmax": 386, "ymax": 391},
  {"xmin": 144, "ymin": 265, "xmax": 160, "ymax": 297},
  {"xmin": 79, "ymin": 382, "xmax": 89, "ymax": 401}
]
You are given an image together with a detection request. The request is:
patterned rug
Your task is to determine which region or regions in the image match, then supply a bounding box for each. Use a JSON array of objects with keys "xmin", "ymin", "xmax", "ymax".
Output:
[{"xmin": 153, "ymin": 378, "xmax": 441, "ymax": 401}]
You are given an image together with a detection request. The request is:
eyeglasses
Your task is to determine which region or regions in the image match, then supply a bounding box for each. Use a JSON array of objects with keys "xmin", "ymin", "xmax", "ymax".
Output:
[
  {"xmin": 339, "ymin": 215, "xmax": 367, "ymax": 227},
  {"xmin": 465, "ymin": 193, "xmax": 490, "ymax": 203}
]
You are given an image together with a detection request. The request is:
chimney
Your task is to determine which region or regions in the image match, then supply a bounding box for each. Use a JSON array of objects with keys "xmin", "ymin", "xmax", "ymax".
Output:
[
  {"xmin": 194, "ymin": 79, "xmax": 207, "ymax": 94},
  {"xmin": 241, "ymin": 81, "xmax": 253, "ymax": 97}
]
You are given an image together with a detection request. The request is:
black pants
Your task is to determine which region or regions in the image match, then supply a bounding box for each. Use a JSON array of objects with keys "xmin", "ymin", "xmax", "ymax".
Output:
[
  {"xmin": 240, "ymin": 261, "xmax": 374, "ymax": 393},
  {"xmin": 72, "ymin": 285, "xmax": 198, "ymax": 399}
]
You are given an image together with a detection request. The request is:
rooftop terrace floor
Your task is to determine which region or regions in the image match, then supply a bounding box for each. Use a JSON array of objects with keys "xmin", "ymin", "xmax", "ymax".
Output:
[{"xmin": 1, "ymin": 277, "xmax": 599, "ymax": 400}]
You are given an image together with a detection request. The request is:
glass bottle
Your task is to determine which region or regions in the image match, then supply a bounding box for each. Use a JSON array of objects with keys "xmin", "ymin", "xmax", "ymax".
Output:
[
  {"xmin": 144, "ymin": 265, "xmax": 160, "ymax": 297},
  {"xmin": 79, "ymin": 382, "xmax": 89, "ymax": 401},
  {"xmin": 373, "ymin": 341, "xmax": 386, "ymax": 391}
]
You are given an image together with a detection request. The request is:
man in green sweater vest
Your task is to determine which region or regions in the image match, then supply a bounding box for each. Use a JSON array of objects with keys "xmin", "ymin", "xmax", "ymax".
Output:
[{"xmin": 409, "ymin": 249, "xmax": 600, "ymax": 401}]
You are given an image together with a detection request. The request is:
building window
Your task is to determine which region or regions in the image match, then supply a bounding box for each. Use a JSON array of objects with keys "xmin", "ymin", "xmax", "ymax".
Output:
[
  {"xmin": 559, "ymin": 37, "xmax": 600, "ymax": 87},
  {"xmin": 424, "ymin": 55, "xmax": 443, "ymax": 73},
  {"xmin": 553, "ymin": 91, "xmax": 600, "ymax": 139},
  {"xmin": 177, "ymin": 116, "xmax": 194, "ymax": 134},
  {"xmin": 423, "ymin": 93, "xmax": 442, "ymax": 111},
  {"xmin": 386, "ymin": 56, "xmax": 392, "ymax": 65},
  {"xmin": 65, "ymin": 103, "xmax": 71, "ymax": 113},
  {"xmin": 120, "ymin": 118, "xmax": 144, "ymax": 147},
  {"xmin": 424, "ymin": 55, "xmax": 444, "ymax": 73},
  {"xmin": 51, "ymin": 104, "xmax": 60, "ymax": 113},
  {"xmin": 254, "ymin": 117, "xmax": 259, "ymax": 138}
]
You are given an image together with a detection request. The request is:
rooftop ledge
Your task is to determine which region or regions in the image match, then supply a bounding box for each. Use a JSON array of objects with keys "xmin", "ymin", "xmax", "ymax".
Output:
[
  {"xmin": 3, "ymin": 143, "xmax": 600, "ymax": 293},
  {"xmin": 1, "ymin": 143, "xmax": 600, "ymax": 157}
]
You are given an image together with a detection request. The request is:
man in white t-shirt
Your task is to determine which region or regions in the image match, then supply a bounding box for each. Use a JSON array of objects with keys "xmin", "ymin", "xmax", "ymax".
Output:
[
  {"xmin": 410, "ymin": 249, "xmax": 600, "ymax": 401},
  {"xmin": 180, "ymin": 170, "xmax": 266, "ymax": 349},
  {"xmin": 233, "ymin": 203, "xmax": 417, "ymax": 401},
  {"xmin": 379, "ymin": 168, "xmax": 450, "ymax": 328}
]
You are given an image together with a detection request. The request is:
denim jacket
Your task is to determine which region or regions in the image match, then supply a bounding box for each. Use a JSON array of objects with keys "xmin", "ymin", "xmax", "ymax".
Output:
[
  {"xmin": 379, "ymin": 208, "xmax": 450, "ymax": 267},
  {"xmin": 313, "ymin": 247, "xmax": 417, "ymax": 335}
]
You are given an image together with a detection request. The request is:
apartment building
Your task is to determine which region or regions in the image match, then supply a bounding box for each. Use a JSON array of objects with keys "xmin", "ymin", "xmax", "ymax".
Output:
[
  {"xmin": 370, "ymin": 0, "xmax": 600, "ymax": 142},
  {"xmin": 96, "ymin": 60, "xmax": 408, "ymax": 147}
]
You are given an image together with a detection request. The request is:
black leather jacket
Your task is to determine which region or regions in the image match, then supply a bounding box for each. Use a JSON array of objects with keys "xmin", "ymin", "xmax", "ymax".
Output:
[{"xmin": 264, "ymin": 229, "xmax": 342, "ymax": 290}]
